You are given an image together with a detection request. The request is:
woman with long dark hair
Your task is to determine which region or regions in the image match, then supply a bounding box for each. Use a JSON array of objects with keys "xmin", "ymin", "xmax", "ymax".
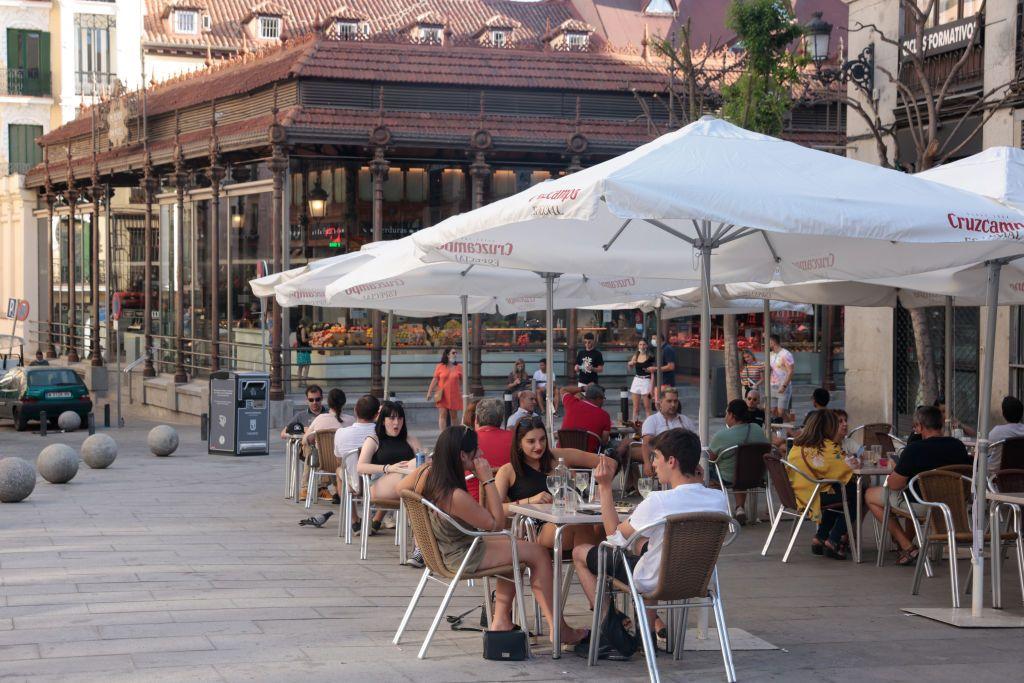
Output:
[
  {"xmin": 356, "ymin": 401, "xmax": 422, "ymax": 533},
  {"xmin": 426, "ymin": 347, "xmax": 463, "ymax": 431},
  {"xmin": 494, "ymin": 416, "xmax": 615, "ymax": 552},
  {"xmin": 787, "ymin": 409, "xmax": 856, "ymax": 560},
  {"xmin": 397, "ymin": 425, "xmax": 588, "ymax": 645}
]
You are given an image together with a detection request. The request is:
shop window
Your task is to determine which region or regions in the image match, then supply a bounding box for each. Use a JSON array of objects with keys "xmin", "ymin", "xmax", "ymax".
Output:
[
  {"xmin": 492, "ymin": 169, "xmax": 516, "ymax": 199},
  {"xmin": 406, "ymin": 168, "xmax": 428, "ymax": 202}
]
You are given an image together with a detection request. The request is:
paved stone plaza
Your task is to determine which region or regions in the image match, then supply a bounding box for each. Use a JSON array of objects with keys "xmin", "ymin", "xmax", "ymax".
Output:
[{"xmin": 1, "ymin": 420, "xmax": 1023, "ymax": 682}]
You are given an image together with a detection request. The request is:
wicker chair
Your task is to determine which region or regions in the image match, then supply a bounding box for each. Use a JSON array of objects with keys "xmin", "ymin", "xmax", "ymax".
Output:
[
  {"xmin": 393, "ymin": 490, "xmax": 530, "ymax": 660},
  {"xmin": 988, "ymin": 469, "xmax": 1024, "ymax": 607},
  {"xmin": 994, "ymin": 437, "xmax": 1024, "ymax": 471},
  {"xmin": 709, "ymin": 442, "xmax": 772, "ymax": 518},
  {"xmin": 848, "ymin": 423, "xmax": 892, "ymax": 450},
  {"xmin": 557, "ymin": 428, "xmax": 601, "ymax": 453},
  {"xmin": 909, "ymin": 469, "xmax": 1022, "ymax": 608},
  {"xmin": 761, "ymin": 453, "xmax": 856, "ymax": 563},
  {"xmin": 586, "ymin": 512, "xmax": 737, "ymax": 683},
  {"xmin": 304, "ymin": 430, "xmax": 339, "ymax": 509}
]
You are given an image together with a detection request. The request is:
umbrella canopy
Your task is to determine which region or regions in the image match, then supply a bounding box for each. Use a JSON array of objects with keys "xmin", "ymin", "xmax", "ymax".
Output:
[
  {"xmin": 411, "ymin": 117, "xmax": 1024, "ymax": 284},
  {"xmin": 916, "ymin": 146, "xmax": 1024, "ymax": 210},
  {"xmin": 249, "ymin": 251, "xmax": 375, "ymax": 300},
  {"xmin": 583, "ymin": 288, "xmax": 813, "ymax": 317},
  {"xmin": 323, "ymin": 236, "xmax": 695, "ymax": 314}
]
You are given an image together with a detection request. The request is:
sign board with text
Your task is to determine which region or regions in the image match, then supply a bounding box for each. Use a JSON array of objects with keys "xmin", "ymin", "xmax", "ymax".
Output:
[{"xmin": 901, "ymin": 16, "xmax": 981, "ymax": 59}]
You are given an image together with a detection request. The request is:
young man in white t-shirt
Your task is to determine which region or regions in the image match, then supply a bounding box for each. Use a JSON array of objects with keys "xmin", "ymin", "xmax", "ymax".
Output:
[
  {"xmin": 571, "ymin": 428, "xmax": 729, "ymax": 643},
  {"xmin": 533, "ymin": 358, "xmax": 559, "ymax": 413},
  {"xmin": 334, "ymin": 394, "xmax": 381, "ymax": 494},
  {"xmin": 769, "ymin": 334, "xmax": 795, "ymax": 419}
]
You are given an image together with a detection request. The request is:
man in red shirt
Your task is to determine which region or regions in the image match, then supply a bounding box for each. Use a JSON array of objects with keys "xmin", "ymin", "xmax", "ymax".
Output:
[
  {"xmin": 466, "ymin": 398, "xmax": 514, "ymax": 501},
  {"xmin": 561, "ymin": 384, "xmax": 612, "ymax": 448}
]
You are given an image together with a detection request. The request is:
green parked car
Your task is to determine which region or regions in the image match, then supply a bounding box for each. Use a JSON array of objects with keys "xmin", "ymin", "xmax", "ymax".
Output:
[{"xmin": 0, "ymin": 366, "xmax": 92, "ymax": 431}]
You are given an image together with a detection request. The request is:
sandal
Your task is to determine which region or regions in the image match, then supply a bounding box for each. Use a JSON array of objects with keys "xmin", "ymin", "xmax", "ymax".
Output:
[
  {"xmin": 811, "ymin": 539, "xmax": 825, "ymax": 556},
  {"xmin": 823, "ymin": 540, "xmax": 847, "ymax": 560},
  {"xmin": 896, "ymin": 548, "xmax": 920, "ymax": 566}
]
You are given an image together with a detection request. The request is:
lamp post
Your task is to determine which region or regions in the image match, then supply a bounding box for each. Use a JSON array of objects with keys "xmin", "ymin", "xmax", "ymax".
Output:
[{"xmin": 804, "ymin": 11, "xmax": 874, "ymax": 93}]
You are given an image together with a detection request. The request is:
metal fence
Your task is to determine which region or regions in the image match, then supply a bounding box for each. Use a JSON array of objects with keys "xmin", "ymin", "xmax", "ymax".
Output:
[{"xmin": 893, "ymin": 303, "xmax": 978, "ymax": 435}]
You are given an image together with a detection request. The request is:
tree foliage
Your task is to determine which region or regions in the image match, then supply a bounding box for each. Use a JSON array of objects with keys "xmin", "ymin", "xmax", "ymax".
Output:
[{"xmin": 721, "ymin": 0, "xmax": 805, "ymax": 135}]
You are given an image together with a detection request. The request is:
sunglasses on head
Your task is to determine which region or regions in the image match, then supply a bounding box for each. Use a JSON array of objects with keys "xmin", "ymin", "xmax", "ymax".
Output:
[{"xmin": 516, "ymin": 416, "xmax": 547, "ymax": 432}]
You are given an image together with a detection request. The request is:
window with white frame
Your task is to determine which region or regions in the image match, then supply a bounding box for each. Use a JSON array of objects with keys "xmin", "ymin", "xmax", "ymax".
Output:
[
  {"xmin": 418, "ymin": 26, "xmax": 443, "ymax": 43},
  {"xmin": 75, "ymin": 14, "xmax": 116, "ymax": 95},
  {"xmin": 259, "ymin": 16, "xmax": 281, "ymax": 39},
  {"xmin": 564, "ymin": 31, "xmax": 588, "ymax": 50},
  {"xmin": 489, "ymin": 29, "xmax": 507, "ymax": 46},
  {"xmin": 175, "ymin": 10, "xmax": 198, "ymax": 34},
  {"xmin": 335, "ymin": 20, "xmax": 364, "ymax": 39}
]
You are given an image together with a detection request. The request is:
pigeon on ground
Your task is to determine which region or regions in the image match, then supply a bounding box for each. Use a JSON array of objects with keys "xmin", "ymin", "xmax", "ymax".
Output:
[{"xmin": 299, "ymin": 511, "xmax": 334, "ymax": 528}]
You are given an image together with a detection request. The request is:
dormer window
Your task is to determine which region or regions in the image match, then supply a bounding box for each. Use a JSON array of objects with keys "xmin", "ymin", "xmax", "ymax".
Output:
[
  {"xmin": 175, "ymin": 10, "xmax": 198, "ymax": 34},
  {"xmin": 564, "ymin": 31, "xmax": 589, "ymax": 50},
  {"xmin": 644, "ymin": 0, "xmax": 676, "ymax": 15},
  {"xmin": 259, "ymin": 16, "xmax": 281, "ymax": 39},
  {"xmin": 490, "ymin": 29, "xmax": 508, "ymax": 47},
  {"xmin": 417, "ymin": 25, "xmax": 443, "ymax": 44},
  {"xmin": 334, "ymin": 19, "xmax": 368, "ymax": 40}
]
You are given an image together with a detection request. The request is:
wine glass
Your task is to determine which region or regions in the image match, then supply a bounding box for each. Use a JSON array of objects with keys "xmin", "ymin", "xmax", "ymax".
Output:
[
  {"xmin": 638, "ymin": 477, "xmax": 654, "ymax": 500},
  {"xmin": 574, "ymin": 471, "xmax": 591, "ymax": 505},
  {"xmin": 546, "ymin": 475, "xmax": 564, "ymax": 509}
]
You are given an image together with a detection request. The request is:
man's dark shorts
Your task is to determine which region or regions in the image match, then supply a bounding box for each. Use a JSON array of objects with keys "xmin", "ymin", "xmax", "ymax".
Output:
[{"xmin": 586, "ymin": 545, "xmax": 644, "ymax": 584}]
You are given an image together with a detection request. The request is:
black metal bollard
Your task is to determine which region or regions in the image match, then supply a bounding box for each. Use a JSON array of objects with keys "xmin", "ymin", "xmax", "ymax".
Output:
[
  {"xmin": 87, "ymin": 412, "xmax": 96, "ymax": 435},
  {"xmin": 39, "ymin": 410, "xmax": 47, "ymax": 437},
  {"xmin": 103, "ymin": 403, "xmax": 110, "ymax": 428},
  {"xmin": 200, "ymin": 412, "xmax": 209, "ymax": 442},
  {"xmin": 620, "ymin": 387, "xmax": 629, "ymax": 425}
]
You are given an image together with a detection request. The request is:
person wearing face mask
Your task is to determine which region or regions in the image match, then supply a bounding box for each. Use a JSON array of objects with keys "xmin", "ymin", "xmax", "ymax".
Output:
[
  {"xmin": 396, "ymin": 425, "xmax": 589, "ymax": 646},
  {"xmin": 426, "ymin": 347, "xmax": 464, "ymax": 432},
  {"xmin": 355, "ymin": 401, "xmax": 422, "ymax": 534}
]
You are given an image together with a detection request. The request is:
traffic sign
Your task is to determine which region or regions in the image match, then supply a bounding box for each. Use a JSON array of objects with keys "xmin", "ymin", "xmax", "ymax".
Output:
[
  {"xmin": 111, "ymin": 293, "xmax": 123, "ymax": 321},
  {"xmin": 15, "ymin": 300, "xmax": 29, "ymax": 321},
  {"xmin": 6, "ymin": 298, "xmax": 16, "ymax": 318}
]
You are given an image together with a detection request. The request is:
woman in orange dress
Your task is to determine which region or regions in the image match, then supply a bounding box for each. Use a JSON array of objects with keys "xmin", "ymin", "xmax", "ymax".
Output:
[{"xmin": 426, "ymin": 347, "xmax": 463, "ymax": 431}]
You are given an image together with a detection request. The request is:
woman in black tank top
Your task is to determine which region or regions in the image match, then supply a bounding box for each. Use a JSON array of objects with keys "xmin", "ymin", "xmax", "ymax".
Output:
[
  {"xmin": 356, "ymin": 401, "xmax": 422, "ymax": 531},
  {"xmin": 495, "ymin": 415, "xmax": 614, "ymax": 552}
]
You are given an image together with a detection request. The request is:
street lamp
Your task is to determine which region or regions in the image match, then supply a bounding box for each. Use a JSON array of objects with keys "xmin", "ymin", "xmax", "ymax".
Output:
[
  {"xmin": 308, "ymin": 181, "xmax": 328, "ymax": 219},
  {"xmin": 804, "ymin": 11, "xmax": 874, "ymax": 93}
]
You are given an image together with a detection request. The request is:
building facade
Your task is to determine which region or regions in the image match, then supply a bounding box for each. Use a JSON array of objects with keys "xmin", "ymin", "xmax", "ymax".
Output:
[
  {"xmin": 0, "ymin": 0, "xmax": 141, "ymax": 338},
  {"xmin": 845, "ymin": 0, "xmax": 1021, "ymax": 431}
]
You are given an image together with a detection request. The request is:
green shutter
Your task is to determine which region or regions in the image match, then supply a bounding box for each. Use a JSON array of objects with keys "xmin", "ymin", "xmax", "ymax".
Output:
[
  {"xmin": 6, "ymin": 29, "xmax": 18, "ymax": 95},
  {"xmin": 9, "ymin": 124, "xmax": 44, "ymax": 174},
  {"xmin": 38, "ymin": 32, "xmax": 50, "ymax": 96}
]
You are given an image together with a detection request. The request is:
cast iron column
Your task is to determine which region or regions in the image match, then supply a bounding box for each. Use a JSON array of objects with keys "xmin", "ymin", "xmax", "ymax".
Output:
[
  {"xmin": 368, "ymin": 147, "xmax": 389, "ymax": 398},
  {"xmin": 268, "ymin": 136, "xmax": 288, "ymax": 401},
  {"xmin": 89, "ymin": 175, "xmax": 103, "ymax": 366},
  {"xmin": 44, "ymin": 190, "xmax": 56, "ymax": 357},
  {"xmin": 66, "ymin": 185, "xmax": 80, "ymax": 363},
  {"xmin": 468, "ymin": 152, "xmax": 490, "ymax": 397},
  {"xmin": 172, "ymin": 146, "xmax": 188, "ymax": 384},
  {"xmin": 208, "ymin": 150, "xmax": 224, "ymax": 374},
  {"xmin": 142, "ymin": 167, "xmax": 157, "ymax": 376}
]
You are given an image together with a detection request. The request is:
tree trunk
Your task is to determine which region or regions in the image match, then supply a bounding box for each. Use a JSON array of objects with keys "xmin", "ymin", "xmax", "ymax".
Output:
[
  {"xmin": 910, "ymin": 307, "xmax": 940, "ymax": 405},
  {"xmin": 723, "ymin": 314, "xmax": 742, "ymax": 402}
]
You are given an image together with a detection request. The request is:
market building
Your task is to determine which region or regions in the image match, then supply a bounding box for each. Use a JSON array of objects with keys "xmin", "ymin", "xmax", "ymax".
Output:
[{"xmin": 23, "ymin": 0, "xmax": 849, "ymax": 418}]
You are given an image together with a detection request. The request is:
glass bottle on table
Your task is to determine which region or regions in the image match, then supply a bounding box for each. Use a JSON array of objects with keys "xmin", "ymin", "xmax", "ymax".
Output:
[{"xmin": 552, "ymin": 457, "xmax": 571, "ymax": 510}]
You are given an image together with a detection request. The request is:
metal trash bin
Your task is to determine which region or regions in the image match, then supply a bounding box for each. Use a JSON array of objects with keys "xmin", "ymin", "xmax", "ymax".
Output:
[{"xmin": 208, "ymin": 371, "xmax": 270, "ymax": 455}]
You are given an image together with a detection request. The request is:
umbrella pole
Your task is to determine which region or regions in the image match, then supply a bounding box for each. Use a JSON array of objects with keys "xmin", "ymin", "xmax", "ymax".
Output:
[
  {"xmin": 763, "ymin": 299, "xmax": 772, "ymax": 438},
  {"xmin": 461, "ymin": 295, "xmax": 469, "ymax": 416},
  {"xmin": 383, "ymin": 310, "xmax": 394, "ymax": 399},
  {"xmin": 971, "ymin": 261, "xmax": 1003, "ymax": 617},
  {"xmin": 655, "ymin": 303, "xmax": 663, "ymax": 390},
  {"xmin": 544, "ymin": 274, "xmax": 556, "ymax": 431},
  {"xmin": 944, "ymin": 296, "xmax": 954, "ymax": 434},
  {"xmin": 698, "ymin": 243, "xmax": 712, "ymax": 447}
]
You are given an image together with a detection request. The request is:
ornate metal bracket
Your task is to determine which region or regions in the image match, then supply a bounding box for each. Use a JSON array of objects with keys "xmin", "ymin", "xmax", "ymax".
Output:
[{"xmin": 816, "ymin": 43, "xmax": 874, "ymax": 94}]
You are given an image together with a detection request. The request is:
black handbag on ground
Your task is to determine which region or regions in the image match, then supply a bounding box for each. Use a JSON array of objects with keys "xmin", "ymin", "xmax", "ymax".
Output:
[{"xmin": 482, "ymin": 629, "xmax": 529, "ymax": 661}]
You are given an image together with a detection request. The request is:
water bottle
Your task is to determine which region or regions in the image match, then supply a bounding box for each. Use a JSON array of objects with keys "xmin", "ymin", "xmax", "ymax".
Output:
[
  {"xmin": 553, "ymin": 457, "xmax": 571, "ymax": 511},
  {"xmin": 415, "ymin": 451, "xmax": 426, "ymax": 467}
]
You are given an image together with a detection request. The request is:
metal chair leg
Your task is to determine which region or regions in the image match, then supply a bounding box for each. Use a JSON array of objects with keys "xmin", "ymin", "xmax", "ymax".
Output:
[
  {"xmin": 419, "ymin": 557, "xmax": 472, "ymax": 660},
  {"xmin": 712, "ymin": 591, "xmax": 737, "ymax": 683},
  {"xmin": 394, "ymin": 568, "xmax": 431, "ymax": 645},
  {"xmin": 1014, "ymin": 509, "xmax": 1024, "ymax": 606},
  {"xmin": 483, "ymin": 577, "xmax": 493, "ymax": 625},
  {"xmin": 947, "ymin": 531, "xmax": 960, "ymax": 609},
  {"xmin": 304, "ymin": 468, "xmax": 316, "ymax": 509},
  {"xmin": 761, "ymin": 505, "xmax": 785, "ymax": 556},
  {"xmin": 588, "ymin": 552, "xmax": 608, "ymax": 666},
  {"xmin": 631, "ymin": 592, "xmax": 659, "ymax": 683},
  {"xmin": 360, "ymin": 489, "xmax": 371, "ymax": 561},
  {"xmin": 509, "ymin": 542, "xmax": 531, "ymax": 659},
  {"xmin": 672, "ymin": 601, "xmax": 688, "ymax": 661},
  {"xmin": 912, "ymin": 538, "xmax": 930, "ymax": 596},
  {"xmin": 782, "ymin": 507, "xmax": 811, "ymax": 563},
  {"xmin": 559, "ymin": 561, "xmax": 575, "ymax": 613}
]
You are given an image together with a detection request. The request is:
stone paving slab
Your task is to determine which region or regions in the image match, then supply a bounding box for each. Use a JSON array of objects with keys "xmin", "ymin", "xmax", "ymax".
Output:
[{"xmin": 1, "ymin": 419, "xmax": 1023, "ymax": 681}]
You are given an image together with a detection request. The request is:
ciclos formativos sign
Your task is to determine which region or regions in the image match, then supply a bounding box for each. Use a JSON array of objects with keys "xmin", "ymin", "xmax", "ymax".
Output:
[{"xmin": 901, "ymin": 15, "xmax": 981, "ymax": 60}]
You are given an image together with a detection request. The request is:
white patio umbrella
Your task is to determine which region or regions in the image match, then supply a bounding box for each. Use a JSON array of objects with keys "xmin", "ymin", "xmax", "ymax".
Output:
[
  {"xmin": 325, "ymin": 236, "xmax": 699, "ymax": 427},
  {"xmin": 410, "ymin": 116, "xmax": 1024, "ymax": 451}
]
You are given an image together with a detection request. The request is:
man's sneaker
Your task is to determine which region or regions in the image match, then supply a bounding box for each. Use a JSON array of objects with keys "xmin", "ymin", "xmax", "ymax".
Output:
[
  {"xmin": 407, "ymin": 547, "xmax": 425, "ymax": 568},
  {"xmin": 381, "ymin": 512, "xmax": 397, "ymax": 529},
  {"xmin": 734, "ymin": 506, "xmax": 747, "ymax": 526}
]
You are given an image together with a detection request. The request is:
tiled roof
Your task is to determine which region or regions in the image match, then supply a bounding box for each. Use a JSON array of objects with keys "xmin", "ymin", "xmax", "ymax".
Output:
[
  {"xmin": 39, "ymin": 33, "xmax": 667, "ymax": 147},
  {"xmin": 144, "ymin": 0, "xmax": 587, "ymax": 51}
]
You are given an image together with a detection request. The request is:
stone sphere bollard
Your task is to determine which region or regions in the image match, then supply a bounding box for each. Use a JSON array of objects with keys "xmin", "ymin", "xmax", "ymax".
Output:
[
  {"xmin": 57, "ymin": 411, "xmax": 81, "ymax": 431},
  {"xmin": 148, "ymin": 425, "xmax": 179, "ymax": 457},
  {"xmin": 81, "ymin": 433, "xmax": 118, "ymax": 469},
  {"xmin": 37, "ymin": 444, "xmax": 80, "ymax": 484},
  {"xmin": 0, "ymin": 457, "xmax": 36, "ymax": 502}
]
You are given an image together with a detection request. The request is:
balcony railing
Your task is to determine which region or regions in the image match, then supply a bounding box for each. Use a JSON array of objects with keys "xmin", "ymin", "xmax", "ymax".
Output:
[
  {"xmin": 898, "ymin": 47, "xmax": 984, "ymax": 97},
  {"xmin": 3, "ymin": 67, "xmax": 51, "ymax": 97},
  {"xmin": 75, "ymin": 71, "xmax": 117, "ymax": 96}
]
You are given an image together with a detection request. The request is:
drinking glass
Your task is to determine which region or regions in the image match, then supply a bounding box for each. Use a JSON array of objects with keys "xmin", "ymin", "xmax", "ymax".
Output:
[
  {"xmin": 638, "ymin": 477, "xmax": 654, "ymax": 500},
  {"xmin": 546, "ymin": 475, "xmax": 564, "ymax": 510},
  {"xmin": 953, "ymin": 427, "xmax": 965, "ymax": 441},
  {"xmin": 574, "ymin": 471, "xmax": 591, "ymax": 504},
  {"xmin": 870, "ymin": 445, "xmax": 882, "ymax": 466}
]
